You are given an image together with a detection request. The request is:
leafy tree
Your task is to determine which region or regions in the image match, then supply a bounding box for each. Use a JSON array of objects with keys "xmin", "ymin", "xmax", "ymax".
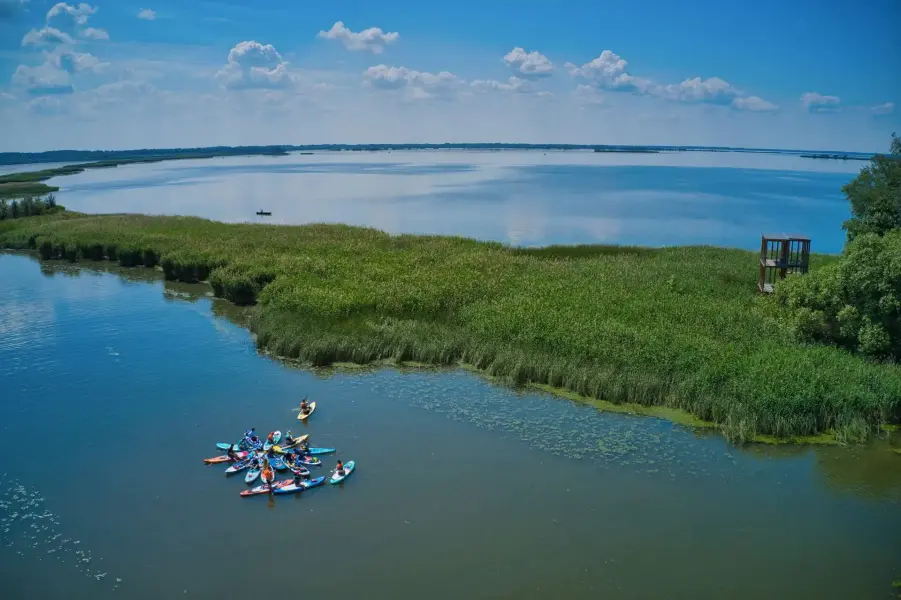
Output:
[
  {"xmin": 0, "ymin": 199, "xmax": 7, "ymax": 220},
  {"xmin": 775, "ymin": 229, "xmax": 901, "ymax": 360},
  {"xmin": 775, "ymin": 134, "xmax": 901, "ymax": 361},
  {"xmin": 842, "ymin": 133, "xmax": 901, "ymax": 241}
]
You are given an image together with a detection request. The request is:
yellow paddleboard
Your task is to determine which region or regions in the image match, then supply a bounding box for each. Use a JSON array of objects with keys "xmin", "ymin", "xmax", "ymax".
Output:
[
  {"xmin": 297, "ymin": 401, "xmax": 316, "ymax": 421},
  {"xmin": 275, "ymin": 434, "xmax": 310, "ymax": 452}
]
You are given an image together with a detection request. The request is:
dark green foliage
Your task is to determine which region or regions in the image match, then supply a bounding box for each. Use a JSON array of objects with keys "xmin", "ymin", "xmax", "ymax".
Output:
[
  {"xmin": 842, "ymin": 133, "xmax": 901, "ymax": 241},
  {"xmin": 776, "ymin": 134, "xmax": 901, "ymax": 361},
  {"xmin": 0, "ymin": 195, "xmax": 64, "ymax": 219},
  {"xmin": 775, "ymin": 230, "xmax": 901, "ymax": 360}
]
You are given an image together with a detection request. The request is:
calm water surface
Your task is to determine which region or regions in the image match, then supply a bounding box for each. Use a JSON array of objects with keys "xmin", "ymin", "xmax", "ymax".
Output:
[
  {"xmin": 45, "ymin": 151, "xmax": 862, "ymax": 253},
  {"xmin": 1, "ymin": 252, "xmax": 899, "ymax": 600}
]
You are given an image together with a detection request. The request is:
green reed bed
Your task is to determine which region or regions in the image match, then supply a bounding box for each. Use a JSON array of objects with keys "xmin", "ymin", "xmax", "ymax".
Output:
[{"xmin": 3, "ymin": 212, "xmax": 900, "ymax": 443}]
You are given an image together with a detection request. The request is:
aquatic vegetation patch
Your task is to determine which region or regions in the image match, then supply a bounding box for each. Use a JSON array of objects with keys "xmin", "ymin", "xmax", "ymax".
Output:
[
  {"xmin": 0, "ymin": 474, "xmax": 122, "ymax": 591},
  {"xmin": 2, "ymin": 212, "xmax": 900, "ymax": 444}
]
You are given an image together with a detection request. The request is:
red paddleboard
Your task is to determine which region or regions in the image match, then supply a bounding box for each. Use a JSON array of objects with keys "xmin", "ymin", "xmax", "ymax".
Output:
[{"xmin": 240, "ymin": 479, "xmax": 293, "ymax": 497}]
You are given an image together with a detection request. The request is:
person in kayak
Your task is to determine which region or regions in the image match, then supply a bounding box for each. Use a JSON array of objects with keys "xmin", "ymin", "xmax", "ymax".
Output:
[
  {"xmin": 284, "ymin": 431, "xmax": 296, "ymax": 446},
  {"xmin": 335, "ymin": 460, "xmax": 345, "ymax": 477},
  {"xmin": 266, "ymin": 431, "xmax": 276, "ymax": 444},
  {"xmin": 226, "ymin": 447, "xmax": 240, "ymax": 462},
  {"xmin": 292, "ymin": 470, "xmax": 304, "ymax": 488},
  {"xmin": 299, "ymin": 397, "xmax": 311, "ymax": 415},
  {"xmin": 297, "ymin": 439, "xmax": 310, "ymax": 454}
]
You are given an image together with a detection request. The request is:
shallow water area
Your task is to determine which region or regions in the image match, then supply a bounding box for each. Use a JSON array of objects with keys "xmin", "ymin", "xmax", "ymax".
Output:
[
  {"xmin": 1, "ymin": 252, "xmax": 900, "ymax": 599},
  {"xmin": 49, "ymin": 150, "xmax": 861, "ymax": 252}
]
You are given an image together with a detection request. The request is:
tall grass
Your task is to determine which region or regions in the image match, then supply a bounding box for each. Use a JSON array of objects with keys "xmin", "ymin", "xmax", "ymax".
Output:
[{"xmin": 3, "ymin": 212, "xmax": 899, "ymax": 443}]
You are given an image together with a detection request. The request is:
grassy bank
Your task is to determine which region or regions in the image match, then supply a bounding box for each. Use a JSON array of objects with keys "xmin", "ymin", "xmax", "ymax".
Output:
[
  {"xmin": 0, "ymin": 149, "xmax": 289, "ymax": 200},
  {"xmin": 2, "ymin": 212, "xmax": 900, "ymax": 443}
]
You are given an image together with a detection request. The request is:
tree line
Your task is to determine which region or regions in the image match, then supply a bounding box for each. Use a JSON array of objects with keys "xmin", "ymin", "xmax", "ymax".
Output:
[
  {"xmin": 775, "ymin": 134, "xmax": 901, "ymax": 360},
  {"xmin": 0, "ymin": 194, "xmax": 62, "ymax": 220}
]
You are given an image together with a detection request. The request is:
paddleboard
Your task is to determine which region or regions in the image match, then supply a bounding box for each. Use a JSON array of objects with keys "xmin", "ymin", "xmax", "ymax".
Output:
[
  {"xmin": 240, "ymin": 479, "xmax": 293, "ymax": 497},
  {"xmin": 278, "ymin": 434, "xmax": 310, "ymax": 451},
  {"xmin": 204, "ymin": 451, "xmax": 248, "ymax": 464},
  {"xmin": 216, "ymin": 442, "xmax": 241, "ymax": 452},
  {"xmin": 245, "ymin": 466, "xmax": 262, "ymax": 484},
  {"xmin": 225, "ymin": 459, "xmax": 251, "ymax": 474},
  {"xmin": 296, "ymin": 455, "xmax": 321, "ymax": 467},
  {"xmin": 296, "ymin": 401, "xmax": 317, "ymax": 421},
  {"xmin": 270, "ymin": 455, "xmax": 287, "ymax": 471},
  {"xmin": 272, "ymin": 476, "xmax": 326, "ymax": 495},
  {"xmin": 263, "ymin": 430, "xmax": 282, "ymax": 452},
  {"xmin": 289, "ymin": 466, "xmax": 310, "ymax": 478},
  {"xmin": 329, "ymin": 460, "xmax": 355, "ymax": 484},
  {"xmin": 306, "ymin": 447, "xmax": 335, "ymax": 456}
]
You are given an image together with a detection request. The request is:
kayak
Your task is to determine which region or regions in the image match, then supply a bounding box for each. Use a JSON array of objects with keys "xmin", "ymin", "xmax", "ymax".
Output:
[
  {"xmin": 306, "ymin": 447, "xmax": 335, "ymax": 456},
  {"xmin": 272, "ymin": 476, "xmax": 326, "ymax": 495},
  {"xmin": 216, "ymin": 442, "xmax": 241, "ymax": 452},
  {"xmin": 240, "ymin": 479, "xmax": 294, "ymax": 497},
  {"xmin": 329, "ymin": 460, "xmax": 355, "ymax": 484},
  {"xmin": 295, "ymin": 455, "xmax": 321, "ymax": 467},
  {"xmin": 245, "ymin": 465, "xmax": 262, "ymax": 484},
  {"xmin": 277, "ymin": 434, "xmax": 310, "ymax": 451},
  {"xmin": 203, "ymin": 451, "xmax": 248, "ymax": 464},
  {"xmin": 263, "ymin": 430, "xmax": 282, "ymax": 452},
  {"xmin": 296, "ymin": 401, "xmax": 317, "ymax": 421}
]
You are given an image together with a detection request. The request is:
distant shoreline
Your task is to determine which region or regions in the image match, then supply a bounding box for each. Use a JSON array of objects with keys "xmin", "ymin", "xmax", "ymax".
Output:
[
  {"xmin": 0, "ymin": 143, "xmax": 880, "ymax": 167},
  {"xmin": 800, "ymin": 153, "xmax": 870, "ymax": 161},
  {"xmin": 0, "ymin": 148, "xmax": 288, "ymax": 200}
]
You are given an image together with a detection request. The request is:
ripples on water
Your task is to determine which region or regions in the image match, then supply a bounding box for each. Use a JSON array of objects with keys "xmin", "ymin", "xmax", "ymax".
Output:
[
  {"xmin": 0, "ymin": 475, "xmax": 122, "ymax": 591},
  {"xmin": 322, "ymin": 369, "xmax": 737, "ymax": 481}
]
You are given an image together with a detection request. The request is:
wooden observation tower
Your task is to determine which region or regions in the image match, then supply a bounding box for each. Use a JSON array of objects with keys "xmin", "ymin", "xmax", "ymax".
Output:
[{"xmin": 758, "ymin": 233, "xmax": 811, "ymax": 293}]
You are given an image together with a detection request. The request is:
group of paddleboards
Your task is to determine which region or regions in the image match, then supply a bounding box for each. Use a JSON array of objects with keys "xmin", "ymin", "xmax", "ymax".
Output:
[{"xmin": 203, "ymin": 398, "xmax": 356, "ymax": 499}]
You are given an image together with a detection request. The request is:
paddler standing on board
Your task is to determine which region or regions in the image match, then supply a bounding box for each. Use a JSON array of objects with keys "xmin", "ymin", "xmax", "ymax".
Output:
[{"xmin": 261, "ymin": 458, "xmax": 275, "ymax": 491}]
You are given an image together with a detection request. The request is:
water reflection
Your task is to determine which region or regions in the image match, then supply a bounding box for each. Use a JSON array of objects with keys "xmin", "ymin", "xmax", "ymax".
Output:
[{"xmin": 48, "ymin": 151, "xmax": 859, "ymax": 253}]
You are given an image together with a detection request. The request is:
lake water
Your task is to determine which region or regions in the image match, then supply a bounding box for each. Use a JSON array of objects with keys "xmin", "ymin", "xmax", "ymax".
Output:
[
  {"xmin": 1, "ymin": 252, "xmax": 899, "ymax": 599},
  {"xmin": 45, "ymin": 150, "xmax": 863, "ymax": 253}
]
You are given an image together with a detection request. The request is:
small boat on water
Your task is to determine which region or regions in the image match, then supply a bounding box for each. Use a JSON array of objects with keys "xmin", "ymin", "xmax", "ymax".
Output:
[{"xmin": 256, "ymin": 210, "xmax": 272, "ymax": 216}]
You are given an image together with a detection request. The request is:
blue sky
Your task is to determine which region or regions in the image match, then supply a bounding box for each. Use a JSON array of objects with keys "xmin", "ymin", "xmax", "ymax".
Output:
[{"xmin": 0, "ymin": 0, "xmax": 898, "ymax": 152}]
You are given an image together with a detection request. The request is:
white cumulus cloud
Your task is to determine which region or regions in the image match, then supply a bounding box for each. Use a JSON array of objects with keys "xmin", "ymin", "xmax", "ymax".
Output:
[
  {"xmin": 46, "ymin": 2, "xmax": 96, "ymax": 26},
  {"xmin": 22, "ymin": 26, "xmax": 75, "ymax": 46},
  {"xmin": 216, "ymin": 41, "xmax": 295, "ymax": 90},
  {"xmin": 364, "ymin": 64, "xmax": 462, "ymax": 99},
  {"xmin": 567, "ymin": 49, "xmax": 776, "ymax": 112},
  {"xmin": 318, "ymin": 21, "xmax": 399, "ymax": 54},
  {"xmin": 503, "ymin": 47, "xmax": 553, "ymax": 78},
  {"xmin": 137, "ymin": 8, "xmax": 156, "ymax": 20},
  {"xmin": 80, "ymin": 27, "xmax": 108, "ymax": 40},
  {"xmin": 800, "ymin": 92, "xmax": 841, "ymax": 112}
]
